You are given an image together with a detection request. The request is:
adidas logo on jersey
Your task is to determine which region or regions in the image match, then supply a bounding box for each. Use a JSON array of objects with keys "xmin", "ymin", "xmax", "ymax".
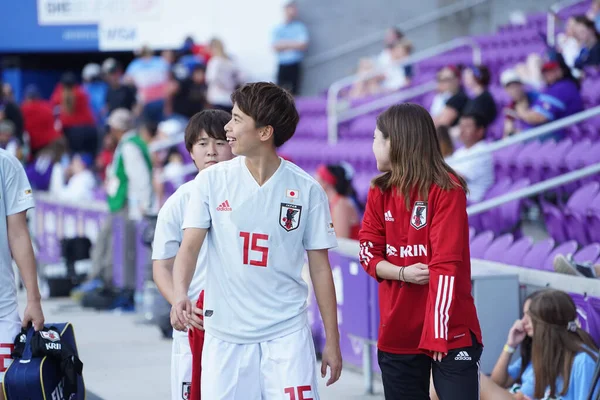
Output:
[
  {"xmin": 216, "ymin": 200, "xmax": 232, "ymax": 211},
  {"xmin": 454, "ymin": 351, "xmax": 471, "ymax": 361},
  {"xmin": 385, "ymin": 210, "xmax": 394, "ymax": 222}
]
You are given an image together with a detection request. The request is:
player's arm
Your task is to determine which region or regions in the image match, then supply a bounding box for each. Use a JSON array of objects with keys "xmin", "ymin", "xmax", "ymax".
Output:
[
  {"xmin": 3, "ymin": 158, "xmax": 44, "ymax": 331},
  {"xmin": 152, "ymin": 258, "xmax": 176, "ymax": 304},
  {"xmin": 418, "ymin": 187, "xmax": 466, "ymax": 357},
  {"xmin": 151, "ymin": 208, "xmax": 182, "ymax": 305}
]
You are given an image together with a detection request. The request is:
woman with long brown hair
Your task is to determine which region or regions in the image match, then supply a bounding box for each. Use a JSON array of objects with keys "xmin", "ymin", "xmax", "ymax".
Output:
[{"xmin": 359, "ymin": 103, "xmax": 483, "ymax": 399}]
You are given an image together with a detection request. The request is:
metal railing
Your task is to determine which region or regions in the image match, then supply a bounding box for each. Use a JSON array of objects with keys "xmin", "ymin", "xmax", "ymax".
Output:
[
  {"xmin": 446, "ymin": 105, "xmax": 600, "ymax": 165},
  {"xmin": 304, "ymin": 0, "xmax": 490, "ymax": 68},
  {"xmin": 327, "ymin": 37, "xmax": 482, "ymax": 144},
  {"xmin": 546, "ymin": 0, "xmax": 586, "ymax": 47}
]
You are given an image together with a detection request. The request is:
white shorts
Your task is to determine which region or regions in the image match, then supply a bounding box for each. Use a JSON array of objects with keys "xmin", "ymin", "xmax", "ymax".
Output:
[
  {"xmin": 201, "ymin": 325, "xmax": 319, "ymax": 400},
  {"xmin": 171, "ymin": 329, "xmax": 192, "ymax": 400},
  {"xmin": 0, "ymin": 309, "xmax": 21, "ymax": 383}
]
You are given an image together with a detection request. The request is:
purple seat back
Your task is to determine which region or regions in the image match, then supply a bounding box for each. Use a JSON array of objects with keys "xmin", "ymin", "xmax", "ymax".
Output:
[
  {"xmin": 521, "ymin": 238, "xmax": 555, "ymax": 269},
  {"xmin": 566, "ymin": 182, "xmax": 600, "ymax": 214},
  {"xmin": 573, "ymin": 243, "xmax": 600, "ymax": 263},
  {"xmin": 469, "ymin": 227, "xmax": 476, "ymax": 242},
  {"xmin": 571, "ymin": 293, "xmax": 590, "ymax": 333},
  {"xmin": 543, "ymin": 240, "xmax": 578, "ymax": 271},
  {"xmin": 483, "ymin": 233, "xmax": 514, "ymax": 262},
  {"xmin": 587, "ymin": 296, "xmax": 600, "ymax": 344},
  {"xmin": 542, "ymin": 201, "xmax": 568, "ymax": 243},
  {"xmin": 502, "ymin": 236, "xmax": 534, "ymax": 266},
  {"xmin": 470, "ymin": 231, "xmax": 495, "ymax": 259}
]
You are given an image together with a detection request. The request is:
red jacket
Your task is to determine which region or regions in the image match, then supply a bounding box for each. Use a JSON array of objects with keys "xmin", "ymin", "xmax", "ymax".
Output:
[
  {"xmin": 359, "ymin": 179, "xmax": 482, "ymax": 355},
  {"xmin": 50, "ymin": 84, "xmax": 95, "ymax": 129},
  {"xmin": 21, "ymin": 100, "xmax": 62, "ymax": 153}
]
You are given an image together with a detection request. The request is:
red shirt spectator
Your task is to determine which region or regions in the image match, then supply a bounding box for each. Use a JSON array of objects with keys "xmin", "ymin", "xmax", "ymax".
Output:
[
  {"xmin": 21, "ymin": 87, "xmax": 62, "ymax": 154},
  {"xmin": 50, "ymin": 73, "xmax": 95, "ymax": 129}
]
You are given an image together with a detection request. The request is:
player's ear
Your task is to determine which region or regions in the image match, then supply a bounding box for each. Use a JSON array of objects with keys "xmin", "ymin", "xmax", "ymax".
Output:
[{"xmin": 259, "ymin": 125, "xmax": 274, "ymax": 143}]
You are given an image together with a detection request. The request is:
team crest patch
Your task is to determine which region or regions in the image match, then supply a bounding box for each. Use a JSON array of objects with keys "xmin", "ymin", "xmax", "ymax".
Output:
[
  {"xmin": 182, "ymin": 382, "xmax": 191, "ymax": 399},
  {"xmin": 410, "ymin": 201, "xmax": 427, "ymax": 230},
  {"xmin": 40, "ymin": 330, "xmax": 60, "ymax": 342},
  {"xmin": 279, "ymin": 203, "xmax": 302, "ymax": 232}
]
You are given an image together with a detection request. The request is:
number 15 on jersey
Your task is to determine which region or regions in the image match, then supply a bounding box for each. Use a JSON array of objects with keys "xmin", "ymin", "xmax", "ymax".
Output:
[{"xmin": 239, "ymin": 231, "xmax": 269, "ymax": 267}]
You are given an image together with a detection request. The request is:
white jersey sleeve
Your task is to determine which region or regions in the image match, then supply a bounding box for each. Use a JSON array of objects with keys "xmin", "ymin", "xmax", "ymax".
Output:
[
  {"xmin": 303, "ymin": 186, "xmax": 338, "ymax": 250},
  {"xmin": 182, "ymin": 171, "xmax": 211, "ymax": 230},
  {"xmin": 152, "ymin": 195, "xmax": 184, "ymax": 260},
  {"xmin": 2, "ymin": 154, "xmax": 34, "ymax": 216}
]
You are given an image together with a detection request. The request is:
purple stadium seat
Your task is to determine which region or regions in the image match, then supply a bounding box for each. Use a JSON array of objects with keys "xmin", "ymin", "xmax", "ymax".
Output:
[
  {"xmin": 469, "ymin": 226, "xmax": 476, "ymax": 242},
  {"xmin": 587, "ymin": 296, "xmax": 600, "ymax": 344},
  {"xmin": 571, "ymin": 293, "xmax": 590, "ymax": 333},
  {"xmin": 564, "ymin": 182, "xmax": 600, "ymax": 245},
  {"xmin": 483, "ymin": 233, "xmax": 514, "ymax": 262},
  {"xmin": 588, "ymin": 193, "xmax": 600, "ymax": 244},
  {"xmin": 497, "ymin": 178, "xmax": 530, "ymax": 232},
  {"xmin": 542, "ymin": 201, "xmax": 568, "ymax": 243},
  {"xmin": 541, "ymin": 139, "xmax": 573, "ymax": 181},
  {"xmin": 478, "ymin": 178, "xmax": 512, "ymax": 233},
  {"xmin": 521, "ymin": 238, "xmax": 555, "ymax": 269},
  {"xmin": 573, "ymin": 243, "xmax": 600, "ymax": 263},
  {"xmin": 542, "ymin": 240, "xmax": 578, "ymax": 271},
  {"xmin": 502, "ymin": 236, "xmax": 534, "ymax": 266},
  {"xmin": 470, "ymin": 231, "xmax": 495, "ymax": 259}
]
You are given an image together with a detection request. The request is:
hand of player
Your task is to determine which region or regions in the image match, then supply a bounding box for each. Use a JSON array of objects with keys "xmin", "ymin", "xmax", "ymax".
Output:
[
  {"xmin": 188, "ymin": 305, "xmax": 204, "ymax": 331},
  {"xmin": 173, "ymin": 297, "xmax": 192, "ymax": 330},
  {"xmin": 23, "ymin": 299, "xmax": 45, "ymax": 331},
  {"xmin": 321, "ymin": 339, "xmax": 342, "ymax": 386},
  {"xmin": 433, "ymin": 351, "xmax": 447, "ymax": 362},
  {"xmin": 403, "ymin": 263, "xmax": 429, "ymax": 285},
  {"xmin": 170, "ymin": 305, "xmax": 186, "ymax": 332},
  {"xmin": 507, "ymin": 319, "xmax": 526, "ymax": 348}
]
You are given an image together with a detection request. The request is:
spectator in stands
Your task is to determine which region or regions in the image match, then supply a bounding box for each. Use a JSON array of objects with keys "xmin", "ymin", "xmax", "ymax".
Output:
[
  {"xmin": 348, "ymin": 58, "xmax": 383, "ymax": 99},
  {"xmin": 377, "ymin": 27, "xmax": 405, "ymax": 66},
  {"xmin": 436, "ymin": 125, "xmax": 454, "ymax": 158},
  {"xmin": 381, "ymin": 39, "xmax": 413, "ymax": 92},
  {"xmin": 587, "ymin": 0, "xmax": 600, "ymax": 32},
  {"xmin": 514, "ymin": 57, "xmax": 583, "ymax": 140},
  {"xmin": 125, "ymin": 45, "xmax": 170, "ymax": 122},
  {"xmin": 49, "ymin": 153, "xmax": 96, "ymax": 202},
  {"xmin": 95, "ymin": 134, "xmax": 116, "ymax": 182},
  {"xmin": 434, "ymin": 289, "xmax": 599, "ymax": 400},
  {"xmin": 0, "ymin": 120, "xmax": 21, "ymax": 160},
  {"xmin": 272, "ymin": 0, "xmax": 309, "ymax": 95},
  {"xmin": 501, "ymin": 69, "xmax": 539, "ymax": 137},
  {"xmin": 514, "ymin": 53, "xmax": 545, "ymax": 90},
  {"xmin": 167, "ymin": 64, "xmax": 208, "ymax": 119},
  {"xmin": 50, "ymin": 72, "xmax": 98, "ymax": 156},
  {"xmin": 78, "ymin": 108, "xmax": 153, "ymax": 309},
  {"xmin": 573, "ymin": 15, "xmax": 600, "ymax": 69},
  {"xmin": 447, "ymin": 113, "xmax": 494, "ymax": 203},
  {"xmin": 432, "ymin": 65, "xmax": 469, "ymax": 128},
  {"xmin": 315, "ymin": 163, "xmax": 363, "ymax": 240},
  {"xmin": 21, "ymin": 85, "xmax": 64, "ymax": 158},
  {"xmin": 103, "ymin": 58, "xmax": 137, "ymax": 115},
  {"xmin": 554, "ymin": 254, "xmax": 600, "ymax": 279},
  {"xmin": 82, "ymin": 63, "xmax": 108, "ymax": 125},
  {"xmin": 462, "ymin": 65, "xmax": 498, "ymax": 127},
  {"xmin": 206, "ymin": 38, "xmax": 241, "ymax": 112},
  {"xmin": 557, "ymin": 17, "xmax": 582, "ymax": 73},
  {"xmin": 0, "ymin": 83, "xmax": 24, "ymax": 146}
]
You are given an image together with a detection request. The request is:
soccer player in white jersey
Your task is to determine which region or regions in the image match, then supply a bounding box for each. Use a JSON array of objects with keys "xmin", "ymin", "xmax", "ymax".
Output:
[
  {"xmin": 0, "ymin": 149, "xmax": 45, "ymax": 400},
  {"xmin": 152, "ymin": 110, "xmax": 234, "ymax": 400},
  {"xmin": 173, "ymin": 82, "xmax": 342, "ymax": 400}
]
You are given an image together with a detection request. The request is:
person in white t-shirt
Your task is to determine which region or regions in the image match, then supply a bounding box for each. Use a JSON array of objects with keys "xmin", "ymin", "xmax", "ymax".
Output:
[
  {"xmin": 152, "ymin": 110, "xmax": 234, "ymax": 400},
  {"xmin": 0, "ymin": 149, "xmax": 45, "ymax": 399},
  {"xmin": 173, "ymin": 82, "xmax": 342, "ymax": 400}
]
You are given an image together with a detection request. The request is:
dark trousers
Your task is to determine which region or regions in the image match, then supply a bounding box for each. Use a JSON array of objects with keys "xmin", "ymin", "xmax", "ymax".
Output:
[
  {"xmin": 277, "ymin": 62, "xmax": 302, "ymax": 95},
  {"xmin": 378, "ymin": 333, "xmax": 482, "ymax": 400}
]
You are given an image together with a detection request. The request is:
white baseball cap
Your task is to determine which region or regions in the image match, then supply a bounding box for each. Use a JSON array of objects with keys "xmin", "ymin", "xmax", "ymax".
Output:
[{"xmin": 500, "ymin": 69, "xmax": 522, "ymax": 86}]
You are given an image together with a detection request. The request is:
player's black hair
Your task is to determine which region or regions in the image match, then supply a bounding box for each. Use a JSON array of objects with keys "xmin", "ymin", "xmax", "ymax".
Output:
[
  {"xmin": 184, "ymin": 109, "xmax": 231, "ymax": 152},
  {"xmin": 230, "ymin": 82, "xmax": 299, "ymax": 148}
]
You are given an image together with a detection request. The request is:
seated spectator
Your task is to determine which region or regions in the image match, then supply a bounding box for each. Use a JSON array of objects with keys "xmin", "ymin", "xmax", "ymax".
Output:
[
  {"xmin": 554, "ymin": 254, "xmax": 600, "ymax": 279},
  {"xmin": 447, "ymin": 113, "xmax": 494, "ymax": 203},
  {"xmin": 49, "ymin": 153, "xmax": 97, "ymax": 201},
  {"xmin": 557, "ymin": 17, "xmax": 582, "ymax": 72},
  {"xmin": 103, "ymin": 58, "xmax": 137, "ymax": 115},
  {"xmin": 436, "ymin": 125, "xmax": 454, "ymax": 158},
  {"xmin": 587, "ymin": 0, "xmax": 600, "ymax": 32},
  {"xmin": 573, "ymin": 15, "xmax": 600, "ymax": 69},
  {"xmin": 206, "ymin": 38, "xmax": 241, "ymax": 112},
  {"xmin": 381, "ymin": 39, "xmax": 413, "ymax": 92},
  {"xmin": 500, "ymin": 69, "xmax": 539, "ymax": 137},
  {"xmin": 514, "ymin": 53, "xmax": 545, "ymax": 90},
  {"xmin": 315, "ymin": 163, "xmax": 363, "ymax": 240},
  {"xmin": 432, "ymin": 65, "xmax": 469, "ymax": 128},
  {"xmin": 20, "ymin": 85, "xmax": 63, "ymax": 157},
  {"xmin": 0, "ymin": 120, "xmax": 21, "ymax": 159},
  {"xmin": 50, "ymin": 72, "xmax": 98, "ymax": 155},
  {"xmin": 348, "ymin": 58, "xmax": 383, "ymax": 99},
  {"xmin": 431, "ymin": 290, "xmax": 600, "ymax": 400},
  {"xmin": 377, "ymin": 27, "xmax": 405, "ymax": 66},
  {"xmin": 462, "ymin": 65, "xmax": 498, "ymax": 127},
  {"xmin": 513, "ymin": 57, "xmax": 583, "ymax": 140}
]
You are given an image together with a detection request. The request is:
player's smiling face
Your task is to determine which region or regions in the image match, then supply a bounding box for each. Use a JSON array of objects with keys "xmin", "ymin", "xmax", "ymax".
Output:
[
  {"xmin": 190, "ymin": 130, "xmax": 233, "ymax": 171},
  {"xmin": 225, "ymin": 104, "xmax": 264, "ymax": 156}
]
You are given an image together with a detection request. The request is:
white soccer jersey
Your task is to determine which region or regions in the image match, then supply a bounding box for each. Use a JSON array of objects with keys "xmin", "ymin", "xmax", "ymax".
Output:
[
  {"xmin": 182, "ymin": 157, "xmax": 338, "ymax": 344},
  {"xmin": 152, "ymin": 179, "xmax": 205, "ymax": 301},
  {"xmin": 0, "ymin": 149, "xmax": 35, "ymax": 318}
]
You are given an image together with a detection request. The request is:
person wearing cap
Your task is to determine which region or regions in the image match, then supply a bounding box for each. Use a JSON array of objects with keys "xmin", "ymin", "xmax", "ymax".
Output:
[
  {"xmin": 82, "ymin": 63, "xmax": 108, "ymax": 125},
  {"xmin": 21, "ymin": 85, "xmax": 64, "ymax": 157},
  {"xmin": 82, "ymin": 108, "xmax": 153, "ymax": 307},
  {"xmin": 500, "ymin": 69, "xmax": 539, "ymax": 137},
  {"xmin": 513, "ymin": 56, "xmax": 583, "ymax": 140},
  {"xmin": 272, "ymin": 1, "xmax": 309, "ymax": 95}
]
